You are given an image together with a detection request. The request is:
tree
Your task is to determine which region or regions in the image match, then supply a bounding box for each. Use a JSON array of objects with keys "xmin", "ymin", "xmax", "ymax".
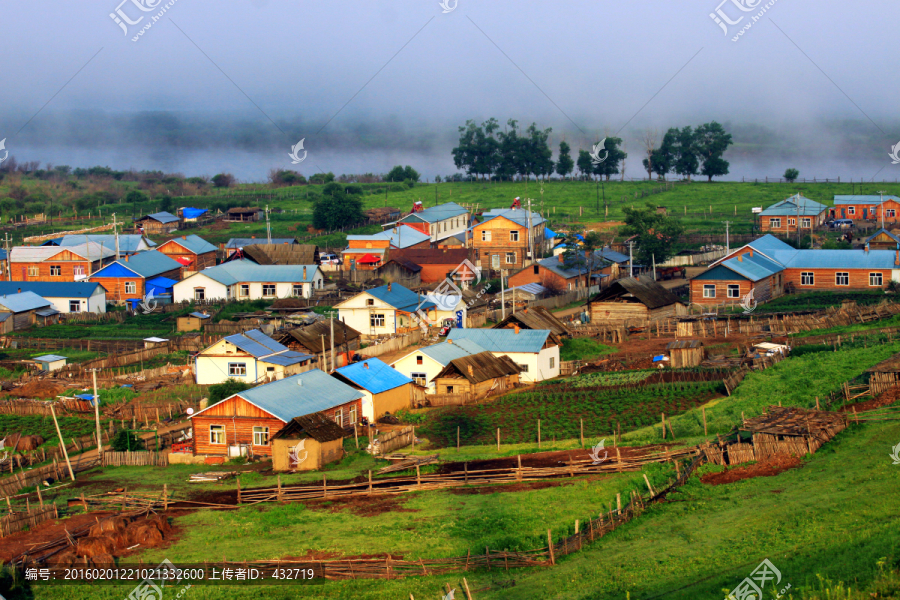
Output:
[
  {"xmin": 312, "ymin": 185, "xmax": 364, "ymax": 230},
  {"xmin": 211, "ymin": 173, "xmax": 235, "ymax": 188},
  {"xmin": 451, "ymin": 120, "xmax": 479, "ymax": 179},
  {"xmin": 694, "ymin": 121, "xmax": 733, "ymax": 182},
  {"xmin": 403, "ymin": 165, "xmax": 420, "ymax": 182},
  {"xmin": 784, "ymin": 168, "xmax": 799, "ymax": 183},
  {"xmin": 562, "ymin": 229, "xmax": 605, "ymax": 288},
  {"xmin": 640, "ymin": 128, "xmax": 659, "ymax": 181},
  {"xmin": 308, "ymin": 172, "xmax": 335, "ymax": 184},
  {"xmin": 576, "ymin": 150, "xmax": 594, "ymax": 180},
  {"xmin": 520, "ymin": 123, "xmax": 553, "ymax": 181},
  {"xmin": 672, "ymin": 126, "xmax": 699, "ymax": 180},
  {"xmin": 209, "ymin": 379, "xmax": 253, "ymax": 405},
  {"xmin": 556, "ymin": 141, "xmax": 574, "ymax": 179},
  {"xmin": 496, "ymin": 119, "xmax": 524, "ymax": 181},
  {"xmin": 621, "ymin": 202, "xmax": 685, "ymax": 266},
  {"xmin": 593, "ymin": 137, "xmax": 627, "ymax": 181}
]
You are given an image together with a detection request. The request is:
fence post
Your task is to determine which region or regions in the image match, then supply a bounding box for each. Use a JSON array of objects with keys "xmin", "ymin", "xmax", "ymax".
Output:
[{"xmin": 547, "ymin": 530, "xmax": 555, "ymax": 565}]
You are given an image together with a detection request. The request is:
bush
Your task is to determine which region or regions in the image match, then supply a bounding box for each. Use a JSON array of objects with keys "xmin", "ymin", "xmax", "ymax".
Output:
[
  {"xmin": 209, "ymin": 379, "xmax": 253, "ymax": 404},
  {"xmin": 784, "ymin": 168, "xmax": 799, "ymax": 183}
]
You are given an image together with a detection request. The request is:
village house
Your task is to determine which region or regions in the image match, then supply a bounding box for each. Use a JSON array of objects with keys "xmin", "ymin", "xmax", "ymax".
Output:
[
  {"xmin": 178, "ymin": 207, "xmax": 209, "ymax": 222},
  {"xmin": 224, "ymin": 237, "xmax": 298, "ymax": 258},
  {"xmin": 155, "ymin": 234, "xmax": 218, "ymax": 273},
  {"xmin": 334, "ymin": 282, "xmax": 438, "ymax": 337},
  {"xmin": 274, "ymin": 320, "xmax": 362, "ymax": 366},
  {"xmin": 758, "ymin": 194, "xmax": 829, "ymax": 233},
  {"xmin": 390, "ymin": 339, "xmax": 482, "ymax": 393},
  {"xmin": 227, "ymin": 244, "xmax": 320, "ymax": 266},
  {"xmin": 271, "ymin": 413, "xmax": 347, "ymax": 472},
  {"xmin": 88, "ymin": 251, "xmax": 182, "ymax": 304},
  {"xmin": 134, "ymin": 211, "xmax": 180, "ymax": 235},
  {"xmin": 225, "ymin": 207, "xmax": 263, "ymax": 222},
  {"xmin": 446, "ymin": 327, "xmax": 560, "ymax": 383},
  {"xmin": 0, "ymin": 291, "xmax": 59, "ymax": 333},
  {"xmin": 390, "ymin": 202, "xmax": 469, "ymax": 244},
  {"xmin": 189, "ymin": 369, "xmax": 364, "ymax": 457},
  {"xmin": 31, "ymin": 354, "xmax": 68, "ymax": 372},
  {"xmin": 431, "ymin": 351, "xmax": 521, "ymax": 399},
  {"xmin": 332, "ymin": 358, "xmax": 414, "ymax": 421},
  {"xmin": 863, "ymin": 228, "xmax": 900, "ymax": 250},
  {"xmin": 691, "ymin": 234, "xmax": 900, "ymax": 305},
  {"xmin": 0, "ymin": 282, "xmax": 107, "ymax": 314},
  {"xmin": 832, "ymin": 195, "xmax": 900, "ymax": 223},
  {"xmin": 508, "ymin": 253, "xmax": 609, "ymax": 292},
  {"xmin": 341, "ymin": 226, "xmax": 432, "ymax": 271},
  {"xmin": 42, "ymin": 234, "xmax": 156, "ymax": 256},
  {"xmin": 194, "ymin": 329, "xmax": 314, "ymax": 385},
  {"xmin": 176, "ymin": 311, "xmax": 212, "ymax": 332},
  {"xmin": 389, "ymin": 248, "xmax": 473, "ymax": 284},
  {"xmin": 589, "ymin": 277, "xmax": 688, "ymax": 325},
  {"xmin": 472, "ymin": 208, "xmax": 545, "ymax": 276},
  {"xmin": 9, "ymin": 243, "xmax": 115, "ymax": 282},
  {"xmin": 173, "ymin": 261, "xmax": 324, "ymax": 302},
  {"xmin": 364, "ymin": 207, "xmax": 402, "ymax": 224}
]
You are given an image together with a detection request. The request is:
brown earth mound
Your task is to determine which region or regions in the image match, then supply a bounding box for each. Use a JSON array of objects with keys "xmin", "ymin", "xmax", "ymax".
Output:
[
  {"xmin": 3, "ymin": 433, "xmax": 45, "ymax": 452},
  {"xmin": 305, "ymin": 494, "xmax": 419, "ymax": 517},
  {"xmin": 44, "ymin": 514, "xmax": 173, "ymax": 568},
  {"xmin": 700, "ymin": 456, "xmax": 803, "ymax": 486},
  {"xmin": 449, "ymin": 480, "xmax": 573, "ymax": 495},
  {"xmin": 841, "ymin": 386, "xmax": 900, "ymax": 412},
  {"xmin": 16, "ymin": 380, "xmax": 64, "ymax": 399}
]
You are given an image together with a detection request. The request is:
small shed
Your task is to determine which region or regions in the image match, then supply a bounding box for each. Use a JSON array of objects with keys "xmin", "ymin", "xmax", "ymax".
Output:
[
  {"xmin": 226, "ymin": 207, "xmax": 262, "ymax": 222},
  {"xmin": 135, "ymin": 211, "xmax": 180, "ymax": 234},
  {"xmin": 588, "ymin": 277, "xmax": 687, "ymax": 326},
  {"xmin": 431, "ymin": 351, "xmax": 521, "ymax": 399},
  {"xmin": 868, "ymin": 351, "xmax": 900, "ymax": 396},
  {"xmin": 492, "ymin": 306, "xmax": 570, "ymax": 338},
  {"xmin": 32, "ymin": 354, "xmax": 67, "ymax": 372},
  {"xmin": 271, "ymin": 412, "xmax": 346, "ymax": 472},
  {"xmin": 177, "ymin": 311, "xmax": 211, "ymax": 332},
  {"xmin": 666, "ymin": 340, "xmax": 704, "ymax": 368},
  {"xmin": 143, "ymin": 337, "xmax": 169, "ymax": 349},
  {"xmin": 863, "ymin": 228, "xmax": 900, "ymax": 250}
]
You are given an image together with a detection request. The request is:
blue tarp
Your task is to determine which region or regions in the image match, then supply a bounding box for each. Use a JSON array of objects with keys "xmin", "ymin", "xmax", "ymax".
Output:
[{"xmin": 182, "ymin": 207, "xmax": 208, "ymax": 220}]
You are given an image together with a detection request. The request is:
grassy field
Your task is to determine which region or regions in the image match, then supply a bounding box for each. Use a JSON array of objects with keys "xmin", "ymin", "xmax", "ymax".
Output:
[
  {"xmin": 0, "ymin": 414, "xmax": 106, "ymax": 449},
  {"xmin": 754, "ymin": 290, "xmax": 891, "ymax": 313},
  {"xmin": 559, "ymin": 337, "xmax": 617, "ymax": 361},
  {"xmin": 0, "ymin": 347, "xmax": 101, "ymax": 363}
]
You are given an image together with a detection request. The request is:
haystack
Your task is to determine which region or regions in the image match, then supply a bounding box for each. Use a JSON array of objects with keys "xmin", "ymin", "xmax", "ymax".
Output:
[
  {"xmin": 75, "ymin": 536, "xmax": 117, "ymax": 558},
  {"xmin": 88, "ymin": 516, "xmax": 129, "ymax": 538},
  {"xmin": 16, "ymin": 380, "xmax": 64, "ymax": 399},
  {"xmin": 125, "ymin": 515, "xmax": 170, "ymax": 547},
  {"xmin": 2, "ymin": 433, "xmax": 45, "ymax": 452}
]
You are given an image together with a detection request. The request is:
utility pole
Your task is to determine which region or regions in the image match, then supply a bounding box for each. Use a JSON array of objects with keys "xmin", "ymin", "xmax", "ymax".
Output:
[
  {"xmin": 526, "ymin": 197, "xmax": 534, "ymax": 266},
  {"xmin": 723, "ymin": 221, "xmax": 731, "ymax": 256},
  {"xmin": 2, "ymin": 233, "xmax": 11, "ymax": 282},
  {"xmin": 878, "ymin": 190, "xmax": 887, "ymax": 230},
  {"xmin": 112, "ymin": 213, "xmax": 120, "ymax": 260},
  {"xmin": 265, "ymin": 204, "xmax": 272, "ymax": 244},
  {"xmin": 91, "ymin": 369, "xmax": 103, "ymax": 455},
  {"xmin": 320, "ymin": 334, "xmax": 327, "ymax": 372},
  {"xmin": 628, "ymin": 240, "xmax": 634, "ymax": 278},
  {"xmin": 329, "ymin": 312, "xmax": 336, "ymax": 372},
  {"xmin": 501, "ymin": 270, "xmax": 506, "ymax": 320}
]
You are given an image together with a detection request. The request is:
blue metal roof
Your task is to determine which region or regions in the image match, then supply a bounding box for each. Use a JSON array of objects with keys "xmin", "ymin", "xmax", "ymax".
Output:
[
  {"xmin": 146, "ymin": 276, "xmax": 177, "ymax": 289},
  {"xmin": 0, "ymin": 291, "xmax": 51, "ymax": 313},
  {"xmin": 447, "ymin": 329, "xmax": 551, "ymax": 353},
  {"xmin": 777, "ymin": 249, "xmax": 899, "ymax": 270},
  {"xmin": 223, "ymin": 330, "xmax": 288, "ymax": 357},
  {"xmin": 142, "ymin": 211, "xmax": 180, "ymax": 224},
  {"xmin": 864, "ymin": 229, "xmax": 900, "ymax": 246},
  {"xmin": 746, "ymin": 234, "xmax": 796, "ymax": 254},
  {"xmin": 91, "ymin": 251, "xmax": 181, "ymax": 279},
  {"xmin": 35, "ymin": 307, "xmax": 60, "ymax": 317},
  {"xmin": 718, "ymin": 253, "xmax": 784, "ymax": 282},
  {"xmin": 32, "ymin": 354, "xmax": 67, "ymax": 363},
  {"xmin": 347, "ymin": 226, "xmax": 431, "ymax": 249},
  {"xmin": 480, "ymin": 208, "xmax": 545, "ymax": 229},
  {"xmin": 0, "ymin": 313, "xmax": 10, "ymax": 322},
  {"xmin": 536, "ymin": 256, "xmax": 609, "ymax": 280},
  {"xmin": 165, "ymin": 234, "xmax": 217, "ymax": 255},
  {"xmin": 364, "ymin": 283, "xmax": 436, "ymax": 312},
  {"xmin": 192, "ymin": 261, "xmax": 320, "ymax": 285},
  {"xmin": 226, "ymin": 238, "xmax": 297, "ymax": 249},
  {"xmin": 398, "ymin": 202, "xmax": 468, "ymax": 224},
  {"xmin": 335, "ymin": 358, "xmax": 413, "ymax": 394},
  {"xmin": 58, "ymin": 234, "xmax": 155, "ymax": 252},
  {"xmin": 834, "ymin": 195, "xmax": 900, "ymax": 205},
  {"xmin": 414, "ymin": 341, "xmax": 483, "ymax": 365},
  {"xmin": 261, "ymin": 350, "xmax": 314, "ymax": 367},
  {"xmin": 0, "ymin": 282, "xmax": 103, "ymax": 299},
  {"xmin": 760, "ymin": 194, "xmax": 829, "ymax": 216},
  {"xmin": 596, "ymin": 247, "xmax": 630, "ymax": 263},
  {"xmin": 545, "ymin": 227, "xmax": 557, "ymax": 239},
  {"xmin": 189, "ymin": 312, "xmax": 212, "ymax": 319},
  {"xmin": 211, "ymin": 369, "xmax": 365, "ymax": 423}
]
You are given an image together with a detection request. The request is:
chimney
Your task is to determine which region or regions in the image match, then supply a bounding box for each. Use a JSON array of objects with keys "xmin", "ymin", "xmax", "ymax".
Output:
[
  {"xmin": 748, "ymin": 248, "xmax": 753, "ymax": 257},
  {"xmin": 467, "ymin": 364, "xmax": 474, "ymax": 377},
  {"xmin": 514, "ymin": 325, "xmax": 520, "ymax": 334},
  {"xmin": 737, "ymin": 255, "xmax": 742, "ymax": 262},
  {"xmin": 182, "ymin": 235, "xmax": 187, "ymax": 240},
  {"xmin": 17, "ymin": 288, "xmax": 21, "ymax": 294},
  {"xmin": 447, "ymin": 339, "xmax": 452, "ymax": 344},
  {"xmin": 364, "ymin": 362, "xmax": 369, "ymax": 369},
  {"xmin": 388, "ymin": 282, "xmax": 392, "ymax": 292},
  {"xmin": 125, "ymin": 255, "xmax": 129, "ymax": 262},
  {"xmin": 865, "ymin": 243, "xmax": 870, "ymax": 254},
  {"xmin": 558, "ymin": 253, "xmax": 564, "ymax": 263},
  {"xmin": 303, "ymin": 266, "xmax": 307, "ymax": 279},
  {"xmin": 251, "ymin": 235, "xmax": 256, "ymax": 239}
]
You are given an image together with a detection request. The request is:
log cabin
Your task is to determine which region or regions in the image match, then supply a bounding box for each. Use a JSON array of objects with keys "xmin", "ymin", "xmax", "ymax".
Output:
[
  {"xmin": 431, "ymin": 351, "xmax": 521, "ymax": 399},
  {"xmin": 666, "ymin": 340, "xmax": 705, "ymax": 368},
  {"xmin": 134, "ymin": 211, "xmax": 180, "ymax": 235},
  {"xmin": 87, "ymin": 250, "xmax": 182, "ymax": 304},
  {"xmin": 156, "ymin": 234, "xmax": 218, "ymax": 274},
  {"xmin": 863, "ymin": 228, "xmax": 900, "ymax": 250},
  {"xmin": 589, "ymin": 277, "xmax": 687, "ymax": 325},
  {"xmin": 472, "ymin": 208, "xmax": 545, "ymax": 277},
  {"xmin": 9, "ymin": 243, "xmax": 115, "ymax": 282},
  {"xmin": 491, "ymin": 306, "xmax": 570, "ymax": 338},
  {"xmin": 271, "ymin": 413, "xmax": 346, "ymax": 472},
  {"xmin": 758, "ymin": 194, "xmax": 828, "ymax": 233},
  {"xmin": 190, "ymin": 369, "xmax": 364, "ymax": 457}
]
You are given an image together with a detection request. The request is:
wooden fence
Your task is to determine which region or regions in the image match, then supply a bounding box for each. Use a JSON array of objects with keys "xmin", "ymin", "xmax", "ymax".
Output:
[
  {"xmin": 425, "ymin": 392, "xmax": 474, "ymax": 407},
  {"xmin": 0, "ymin": 455, "xmax": 100, "ymax": 498},
  {"xmin": 59, "ymin": 311, "xmax": 126, "ymax": 324},
  {"xmin": 0, "ymin": 504, "xmax": 59, "ymax": 537},
  {"xmin": 101, "ymin": 451, "xmax": 169, "ymax": 467},
  {"xmin": 359, "ymin": 330, "xmax": 423, "ymax": 358},
  {"xmin": 375, "ymin": 427, "xmax": 415, "ymax": 455},
  {"xmin": 466, "ymin": 312, "xmax": 487, "ymax": 328}
]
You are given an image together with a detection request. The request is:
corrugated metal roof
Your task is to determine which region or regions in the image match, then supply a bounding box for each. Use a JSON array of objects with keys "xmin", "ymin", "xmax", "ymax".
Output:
[
  {"xmin": 11, "ymin": 242, "xmax": 115, "ymax": 262},
  {"xmin": 746, "ymin": 234, "xmax": 795, "ymax": 254},
  {"xmin": 833, "ymin": 195, "xmax": 900, "ymax": 205},
  {"xmin": 493, "ymin": 306, "xmax": 569, "ymax": 337},
  {"xmin": 447, "ymin": 329, "xmax": 551, "ymax": 353},
  {"xmin": 362, "ymin": 283, "xmax": 436, "ymax": 312},
  {"xmin": 590, "ymin": 277, "xmax": 684, "ymax": 310},
  {"xmin": 93, "ymin": 251, "xmax": 181, "ymax": 278},
  {"xmin": 0, "ymin": 313, "xmax": 10, "ymax": 322},
  {"xmin": 775, "ymin": 248, "xmax": 899, "ymax": 270},
  {"xmin": 545, "ymin": 227, "xmax": 558, "ymax": 238},
  {"xmin": 192, "ymin": 261, "xmax": 320, "ymax": 285},
  {"xmin": 864, "ymin": 228, "xmax": 900, "ymax": 245},
  {"xmin": 207, "ymin": 369, "xmax": 365, "ymax": 423},
  {"xmin": 479, "ymin": 208, "xmax": 545, "ymax": 229},
  {"xmin": 146, "ymin": 276, "xmax": 177, "ymax": 288},
  {"xmin": 760, "ymin": 194, "xmax": 828, "ymax": 216},
  {"xmin": 412, "ymin": 341, "xmax": 484, "ymax": 366},
  {"xmin": 510, "ymin": 283, "xmax": 547, "ymax": 296},
  {"xmin": 189, "ymin": 312, "xmax": 212, "ymax": 319},
  {"xmin": 537, "ymin": 255, "xmax": 610, "ymax": 281},
  {"xmin": 58, "ymin": 235, "xmax": 155, "ymax": 252},
  {"xmin": 435, "ymin": 351, "xmax": 521, "ymax": 383},
  {"xmin": 261, "ymin": 350, "xmax": 313, "ymax": 366},
  {"xmin": 240, "ymin": 244, "xmax": 319, "ymax": 265},
  {"xmin": 226, "ymin": 238, "xmax": 297, "ymax": 249},
  {"xmin": 0, "ymin": 291, "xmax": 51, "ymax": 313},
  {"xmin": 139, "ymin": 211, "xmax": 180, "ymax": 224},
  {"xmin": 163, "ymin": 235, "xmax": 217, "ymax": 255},
  {"xmin": 222, "ymin": 330, "xmax": 287, "ymax": 357},
  {"xmin": 399, "ymin": 202, "xmax": 468, "ymax": 224},
  {"xmin": 334, "ymin": 357, "xmax": 413, "ymax": 394},
  {"xmin": 35, "ymin": 307, "xmax": 60, "ymax": 317},
  {"xmin": 32, "ymin": 354, "xmax": 68, "ymax": 363},
  {"xmin": 596, "ymin": 247, "xmax": 630, "ymax": 263},
  {"xmin": 0, "ymin": 282, "xmax": 103, "ymax": 298},
  {"xmin": 277, "ymin": 321, "xmax": 361, "ymax": 353},
  {"xmin": 719, "ymin": 253, "xmax": 784, "ymax": 282}
]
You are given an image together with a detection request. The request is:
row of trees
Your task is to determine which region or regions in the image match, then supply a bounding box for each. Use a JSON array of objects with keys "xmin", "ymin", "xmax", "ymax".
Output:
[{"xmin": 640, "ymin": 122, "xmax": 733, "ymax": 182}]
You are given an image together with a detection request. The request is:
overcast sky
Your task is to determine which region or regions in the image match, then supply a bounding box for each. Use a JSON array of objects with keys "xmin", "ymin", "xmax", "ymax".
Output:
[{"xmin": 0, "ymin": 0, "xmax": 897, "ymax": 181}]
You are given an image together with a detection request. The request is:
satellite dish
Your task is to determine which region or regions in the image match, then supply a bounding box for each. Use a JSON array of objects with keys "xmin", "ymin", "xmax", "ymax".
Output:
[{"xmin": 186, "ymin": 408, "xmax": 194, "ymax": 415}]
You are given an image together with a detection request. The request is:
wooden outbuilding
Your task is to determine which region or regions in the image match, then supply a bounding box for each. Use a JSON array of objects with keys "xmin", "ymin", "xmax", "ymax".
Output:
[
  {"xmin": 666, "ymin": 340, "xmax": 704, "ymax": 368},
  {"xmin": 270, "ymin": 412, "xmax": 346, "ymax": 472},
  {"xmin": 588, "ymin": 277, "xmax": 687, "ymax": 326},
  {"xmin": 868, "ymin": 352, "xmax": 900, "ymax": 396},
  {"xmin": 492, "ymin": 306, "xmax": 570, "ymax": 338},
  {"xmin": 376, "ymin": 259, "xmax": 422, "ymax": 289},
  {"xmin": 332, "ymin": 358, "xmax": 414, "ymax": 421},
  {"xmin": 225, "ymin": 207, "xmax": 262, "ymax": 222},
  {"xmin": 276, "ymin": 320, "xmax": 362, "ymax": 358},
  {"xmin": 431, "ymin": 351, "xmax": 521, "ymax": 399},
  {"xmin": 236, "ymin": 244, "xmax": 320, "ymax": 265},
  {"xmin": 177, "ymin": 311, "xmax": 211, "ymax": 332}
]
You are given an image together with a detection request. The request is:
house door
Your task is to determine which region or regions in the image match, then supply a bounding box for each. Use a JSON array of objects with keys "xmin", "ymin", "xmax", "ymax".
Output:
[
  {"xmin": 863, "ymin": 208, "xmax": 868, "ymax": 219},
  {"xmin": 841, "ymin": 208, "xmax": 845, "ymax": 218}
]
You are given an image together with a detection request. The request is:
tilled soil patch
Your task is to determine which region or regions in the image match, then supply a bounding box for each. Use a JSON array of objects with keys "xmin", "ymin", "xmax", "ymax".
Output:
[
  {"xmin": 700, "ymin": 456, "xmax": 803, "ymax": 486},
  {"xmin": 304, "ymin": 494, "xmax": 419, "ymax": 516}
]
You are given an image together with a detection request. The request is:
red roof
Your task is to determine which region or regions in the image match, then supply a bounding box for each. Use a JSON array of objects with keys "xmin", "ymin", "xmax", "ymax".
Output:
[{"xmin": 357, "ymin": 253, "xmax": 382, "ymax": 264}]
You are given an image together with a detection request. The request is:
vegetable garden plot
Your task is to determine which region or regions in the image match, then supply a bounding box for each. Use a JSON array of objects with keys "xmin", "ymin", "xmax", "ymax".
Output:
[{"xmin": 419, "ymin": 381, "xmax": 725, "ymax": 447}]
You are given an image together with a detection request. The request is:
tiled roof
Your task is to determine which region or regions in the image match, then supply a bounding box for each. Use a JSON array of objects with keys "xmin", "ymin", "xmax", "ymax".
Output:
[{"xmin": 334, "ymin": 358, "xmax": 413, "ymax": 394}]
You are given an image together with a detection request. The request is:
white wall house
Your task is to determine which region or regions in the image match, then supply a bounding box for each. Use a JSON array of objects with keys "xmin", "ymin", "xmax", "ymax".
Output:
[
  {"xmin": 0, "ymin": 282, "xmax": 107, "ymax": 314},
  {"xmin": 173, "ymin": 261, "xmax": 324, "ymax": 302},
  {"xmin": 392, "ymin": 202, "xmax": 469, "ymax": 243},
  {"xmin": 334, "ymin": 283, "xmax": 438, "ymax": 337},
  {"xmin": 194, "ymin": 329, "xmax": 314, "ymax": 385},
  {"xmin": 446, "ymin": 329, "xmax": 561, "ymax": 382},
  {"xmin": 391, "ymin": 340, "xmax": 477, "ymax": 393}
]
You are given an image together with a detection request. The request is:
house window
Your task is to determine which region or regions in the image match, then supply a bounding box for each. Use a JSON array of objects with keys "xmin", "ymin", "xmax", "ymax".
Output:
[
  {"xmin": 349, "ymin": 405, "xmax": 357, "ymax": 424},
  {"xmin": 226, "ymin": 286, "xmax": 232, "ymax": 299},
  {"xmin": 252, "ymin": 426, "xmax": 269, "ymax": 446},
  {"xmin": 293, "ymin": 284, "xmax": 303, "ymax": 296},
  {"xmin": 74, "ymin": 265, "xmax": 85, "ymax": 277},
  {"xmin": 517, "ymin": 363, "xmax": 529, "ymax": 372},
  {"xmin": 446, "ymin": 385, "xmax": 454, "ymax": 393},
  {"xmin": 370, "ymin": 313, "xmax": 385, "ymax": 327},
  {"xmin": 50, "ymin": 265, "xmax": 61, "ymax": 276},
  {"xmin": 533, "ymin": 265, "xmax": 539, "ymax": 275},
  {"xmin": 228, "ymin": 362, "xmax": 247, "ymax": 376},
  {"xmin": 491, "ymin": 255, "xmax": 500, "ymax": 269},
  {"xmin": 411, "ymin": 372, "xmax": 427, "ymax": 385},
  {"xmin": 835, "ymin": 272, "xmax": 849, "ymax": 286},
  {"xmin": 703, "ymin": 284, "xmax": 716, "ymax": 298},
  {"xmin": 239, "ymin": 284, "xmax": 249, "ymax": 297},
  {"xmin": 505, "ymin": 252, "xmax": 516, "ymax": 264},
  {"xmin": 870, "ymin": 272, "xmax": 883, "ymax": 286},
  {"xmin": 481, "ymin": 230, "xmax": 492, "ymax": 242},
  {"xmin": 366, "ymin": 298, "xmax": 375, "ymax": 306},
  {"xmin": 334, "ymin": 408, "xmax": 343, "ymax": 427},
  {"xmin": 888, "ymin": 209, "xmax": 896, "ymax": 218},
  {"xmin": 801, "ymin": 272, "xmax": 814, "ymax": 286},
  {"xmin": 210, "ymin": 425, "xmax": 225, "ymax": 445},
  {"xmin": 69, "ymin": 300, "xmax": 81, "ymax": 312},
  {"xmin": 770, "ymin": 218, "xmax": 781, "ymax": 228},
  {"xmin": 510, "ymin": 231, "xmax": 519, "ymax": 242},
  {"xmin": 788, "ymin": 218, "xmax": 796, "ymax": 226},
  {"xmin": 801, "ymin": 218, "xmax": 811, "ymax": 228},
  {"xmin": 727, "ymin": 284, "xmax": 740, "ymax": 298},
  {"xmin": 262, "ymin": 284, "xmax": 276, "ymax": 297},
  {"xmin": 194, "ymin": 288, "xmax": 205, "ymax": 301},
  {"xmin": 549, "ymin": 357, "xmax": 555, "ymax": 369},
  {"xmin": 848, "ymin": 207, "xmax": 856, "ymax": 215},
  {"xmin": 124, "ymin": 281, "xmax": 136, "ymax": 294},
  {"xmin": 416, "ymin": 355, "xmax": 423, "ymax": 365},
  {"xmin": 27, "ymin": 266, "xmax": 39, "ymax": 277}
]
